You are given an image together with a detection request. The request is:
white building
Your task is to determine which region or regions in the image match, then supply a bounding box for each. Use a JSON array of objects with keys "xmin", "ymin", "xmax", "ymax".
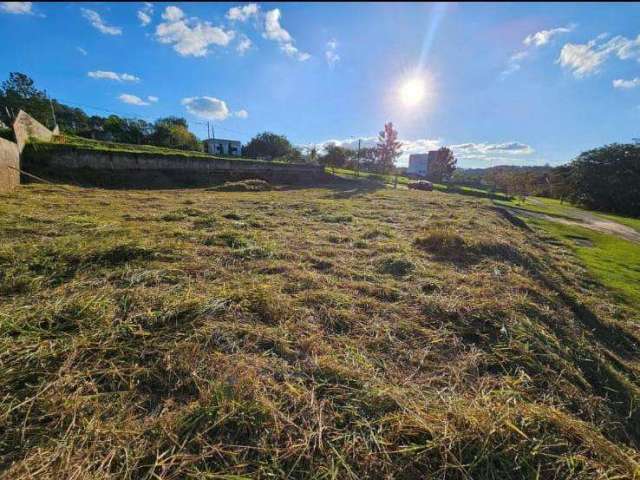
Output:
[
  {"xmin": 407, "ymin": 153, "xmax": 430, "ymax": 177},
  {"xmin": 203, "ymin": 138, "xmax": 242, "ymax": 156},
  {"xmin": 407, "ymin": 150, "xmax": 447, "ymax": 177}
]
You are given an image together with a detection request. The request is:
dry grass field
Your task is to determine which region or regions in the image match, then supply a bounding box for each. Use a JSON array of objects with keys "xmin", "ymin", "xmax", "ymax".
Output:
[{"xmin": 1, "ymin": 181, "xmax": 640, "ymax": 479}]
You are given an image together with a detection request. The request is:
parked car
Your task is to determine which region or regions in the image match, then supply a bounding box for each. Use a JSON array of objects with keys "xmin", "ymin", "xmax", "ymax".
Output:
[{"xmin": 407, "ymin": 180, "xmax": 433, "ymax": 191}]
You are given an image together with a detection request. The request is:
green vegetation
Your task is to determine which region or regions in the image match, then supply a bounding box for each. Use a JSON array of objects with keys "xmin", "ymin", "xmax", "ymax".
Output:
[
  {"xmin": 528, "ymin": 217, "xmax": 640, "ymax": 306},
  {"xmin": 1, "ymin": 183, "xmax": 640, "ymax": 478},
  {"xmin": 24, "ymin": 134, "xmax": 275, "ymax": 163},
  {"xmin": 497, "ymin": 196, "xmax": 640, "ymax": 233},
  {"xmin": 0, "ymin": 72, "xmax": 206, "ymax": 152}
]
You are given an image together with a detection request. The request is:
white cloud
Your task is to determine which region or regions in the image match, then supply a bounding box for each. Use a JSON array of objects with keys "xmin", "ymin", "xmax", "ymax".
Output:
[
  {"xmin": 325, "ymin": 39, "xmax": 340, "ymax": 68},
  {"xmin": 0, "ymin": 2, "xmax": 33, "ymax": 14},
  {"xmin": 263, "ymin": 8, "xmax": 310, "ymax": 61},
  {"xmin": 119, "ymin": 94, "xmax": 150, "ymax": 106},
  {"xmin": 502, "ymin": 24, "xmax": 575, "ymax": 77},
  {"xmin": 147, "ymin": 96, "xmax": 159, "ymax": 103},
  {"xmin": 81, "ymin": 8, "xmax": 122, "ymax": 35},
  {"xmin": 182, "ymin": 96, "xmax": 230, "ymax": 120},
  {"xmin": 236, "ymin": 34, "xmax": 252, "ymax": 54},
  {"xmin": 155, "ymin": 6, "xmax": 235, "ymax": 57},
  {"xmin": 264, "ymin": 8, "xmax": 291, "ymax": 43},
  {"xmin": 137, "ymin": 2, "xmax": 153, "ymax": 26},
  {"xmin": 76, "ymin": 47, "xmax": 87, "ymax": 56},
  {"xmin": 558, "ymin": 34, "xmax": 640, "ymax": 78},
  {"xmin": 226, "ymin": 3, "xmax": 258, "ymax": 22},
  {"xmin": 280, "ymin": 42, "xmax": 310, "ymax": 61},
  {"xmin": 613, "ymin": 77, "xmax": 640, "ymax": 89},
  {"xmin": 234, "ymin": 109, "xmax": 249, "ymax": 119},
  {"xmin": 524, "ymin": 24, "xmax": 575, "ymax": 47},
  {"xmin": 88, "ymin": 70, "xmax": 140, "ymax": 82},
  {"xmin": 452, "ymin": 142, "xmax": 534, "ymax": 157}
]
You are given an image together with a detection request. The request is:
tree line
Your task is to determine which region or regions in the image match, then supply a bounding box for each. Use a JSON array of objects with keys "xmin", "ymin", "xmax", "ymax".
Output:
[
  {"xmin": 455, "ymin": 145, "xmax": 640, "ymax": 217},
  {"xmin": 0, "ymin": 72, "xmax": 201, "ymax": 151}
]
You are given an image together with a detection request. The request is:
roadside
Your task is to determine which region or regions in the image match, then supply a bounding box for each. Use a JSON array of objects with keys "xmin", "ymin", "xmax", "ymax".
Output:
[
  {"xmin": 495, "ymin": 196, "xmax": 640, "ymax": 243},
  {"xmin": 494, "ymin": 197, "xmax": 640, "ymax": 308}
]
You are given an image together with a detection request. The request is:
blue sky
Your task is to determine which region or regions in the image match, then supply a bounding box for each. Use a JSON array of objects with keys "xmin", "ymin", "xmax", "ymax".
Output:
[{"xmin": 1, "ymin": 2, "xmax": 639, "ymax": 167}]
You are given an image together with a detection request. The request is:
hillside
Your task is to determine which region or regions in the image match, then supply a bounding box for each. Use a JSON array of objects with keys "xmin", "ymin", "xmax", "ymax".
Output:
[
  {"xmin": 1, "ymin": 183, "xmax": 640, "ymax": 478},
  {"xmin": 37, "ymin": 134, "xmax": 257, "ymax": 161}
]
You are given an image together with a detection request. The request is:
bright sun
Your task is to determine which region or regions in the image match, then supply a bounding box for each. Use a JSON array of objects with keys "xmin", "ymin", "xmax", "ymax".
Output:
[{"xmin": 399, "ymin": 77, "xmax": 427, "ymax": 107}]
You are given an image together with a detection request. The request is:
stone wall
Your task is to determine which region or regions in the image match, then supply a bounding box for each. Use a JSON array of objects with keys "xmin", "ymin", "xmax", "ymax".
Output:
[
  {"xmin": 0, "ymin": 137, "xmax": 19, "ymax": 193},
  {"xmin": 22, "ymin": 146, "xmax": 328, "ymax": 188},
  {"xmin": 13, "ymin": 110, "xmax": 54, "ymax": 153}
]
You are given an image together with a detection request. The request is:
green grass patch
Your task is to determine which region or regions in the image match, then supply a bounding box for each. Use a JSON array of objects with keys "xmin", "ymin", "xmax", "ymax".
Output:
[{"xmin": 529, "ymin": 218, "xmax": 640, "ymax": 306}]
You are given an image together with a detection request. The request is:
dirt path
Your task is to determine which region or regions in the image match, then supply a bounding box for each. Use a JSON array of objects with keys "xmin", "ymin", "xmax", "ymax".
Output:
[{"xmin": 503, "ymin": 206, "xmax": 640, "ymax": 243}]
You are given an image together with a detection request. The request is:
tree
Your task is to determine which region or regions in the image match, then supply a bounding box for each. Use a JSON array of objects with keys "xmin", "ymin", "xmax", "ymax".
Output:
[
  {"xmin": 242, "ymin": 132, "xmax": 295, "ymax": 160},
  {"xmin": 376, "ymin": 122, "xmax": 402, "ymax": 173},
  {"xmin": 320, "ymin": 143, "xmax": 351, "ymax": 173},
  {"xmin": 0, "ymin": 72, "xmax": 50, "ymax": 127},
  {"xmin": 429, "ymin": 147, "xmax": 457, "ymax": 183},
  {"xmin": 306, "ymin": 145, "xmax": 319, "ymax": 164},
  {"xmin": 150, "ymin": 117, "xmax": 201, "ymax": 151},
  {"xmin": 566, "ymin": 143, "xmax": 640, "ymax": 216}
]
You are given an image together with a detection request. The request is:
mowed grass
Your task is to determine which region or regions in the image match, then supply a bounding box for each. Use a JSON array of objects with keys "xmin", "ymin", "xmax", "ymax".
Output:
[
  {"xmin": 1, "ymin": 183, "xmax": 640, "ymax": 479},
  {"xmin": 526, "ymin": 217, "xmax": 640, "ymax": 307}
]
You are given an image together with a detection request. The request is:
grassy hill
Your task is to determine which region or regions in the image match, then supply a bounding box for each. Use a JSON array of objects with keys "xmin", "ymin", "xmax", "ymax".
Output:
[
  {"xmin": 1, "ymin": 182, "xmax": 639, "ymax": 478},
  {"xmin": 29, "ymin": 134, "xmax": 264, "ymax": 162}
]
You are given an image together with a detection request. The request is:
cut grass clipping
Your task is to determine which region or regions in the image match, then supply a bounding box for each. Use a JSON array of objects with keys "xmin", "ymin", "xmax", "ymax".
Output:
[{"xmin": 1, "ymin": 184, "xmax": 640, "ymax": 479}]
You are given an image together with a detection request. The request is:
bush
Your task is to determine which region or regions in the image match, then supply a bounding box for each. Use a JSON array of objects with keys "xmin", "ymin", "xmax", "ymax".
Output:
[
  {"xmin": 567, "ymin": 143, "xmax": 640, "ymax": 216},
  {"xmin": 377, "ymin": 256, "xmax": 414, "ymax": 276}
]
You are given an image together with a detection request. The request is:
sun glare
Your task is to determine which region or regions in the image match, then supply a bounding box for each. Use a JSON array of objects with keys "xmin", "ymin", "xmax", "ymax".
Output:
[{"xmin": 399, "ymin": 77, "xmax": 427, "ymax": 107}]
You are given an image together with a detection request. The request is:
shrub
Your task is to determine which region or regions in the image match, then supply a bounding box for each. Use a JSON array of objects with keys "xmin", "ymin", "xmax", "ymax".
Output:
[
  {"xmin": 414, "ymin": 230, "xmax": 466, "ymax": 255},
  {"xmin": 377, "ymin": 256, "xmax": 414, "ymax": 276}
]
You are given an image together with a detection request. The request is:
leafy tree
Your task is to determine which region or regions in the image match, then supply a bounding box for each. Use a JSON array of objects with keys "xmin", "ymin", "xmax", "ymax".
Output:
[
  {"xmin": 429, "ymin": 147, "xmax": 457, "ymax": 182},
  {"xmin": 320, "ymin": 143, "xmax": 351, "ymax": 173},
  {"xmin": 0, "ymin": 72, "xmax": 204, "ymax": 151},
  {"xmin": 566, "ymin": 143, "xmax": 640, "ymax": 216},
  {"xmin": 356, "ymin": 147, "xmax": 378, "ymax": 172},
  {"xmin": 242, "ymin": 132, "xmax": 295, "ymax": 160},
  {"xmin": 375, "ymin": 122, "xmax": 402, "ymax": 173},
  {"xmin": 151, "ymin": 117, "xmax": 201, "ymax": 151},
  {"xmin": 0, "ymin": 72, "xmax": 50, "ymax": 127}
]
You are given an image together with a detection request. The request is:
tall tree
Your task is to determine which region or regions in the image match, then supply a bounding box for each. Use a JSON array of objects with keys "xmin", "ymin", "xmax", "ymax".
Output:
[
  {"xmin": 429, "ymin": 147, "xmax": 457, "ymax": 182},
  {"xmin": 376, "ymin": 122, "xmax": 402, "ymax": 173},
  {"xmin": 0, "ymin": 72, "xmax": 50, "ymax": 126},
  {"xmin": 242, "ymin": 132, "xmax": 295, "ymax": 160}
]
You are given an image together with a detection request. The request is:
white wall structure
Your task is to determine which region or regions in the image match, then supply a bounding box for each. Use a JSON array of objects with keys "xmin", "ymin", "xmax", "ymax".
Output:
[{"xmin": 203, "ymin": 138, "xmax": 242, "ymax": 156}]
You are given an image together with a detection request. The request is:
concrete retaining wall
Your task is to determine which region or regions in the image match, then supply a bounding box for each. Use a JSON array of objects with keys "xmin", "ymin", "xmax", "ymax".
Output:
[
  {"xmin": 13, "ymin": 110, "xmax": 53, "ymax": 153},
  {"xmin": 22, "ymin": 146, "xmax": 327, "ymax": 188},
  {"xmin": 0, "ymin": 137, "xmax": 20, "ymax": 192}
]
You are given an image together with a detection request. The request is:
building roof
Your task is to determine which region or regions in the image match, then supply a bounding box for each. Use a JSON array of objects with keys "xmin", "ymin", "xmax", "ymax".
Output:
[{"xmin": 203, "ymin": 138, "xmax": 241, "ymax": 144}]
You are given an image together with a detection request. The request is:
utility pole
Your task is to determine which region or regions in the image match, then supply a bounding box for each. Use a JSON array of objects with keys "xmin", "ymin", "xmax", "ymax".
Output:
[
  {"xmin": 49, "ymin": 98, "xmax": 57, "ymax": 129},
  {"xmin": 207, "ymin": 121, "xmax": 211, "ymax": 139},
  {"xmin": 356, "ymin": 139, "xmax": 361, "ymax": 177}
]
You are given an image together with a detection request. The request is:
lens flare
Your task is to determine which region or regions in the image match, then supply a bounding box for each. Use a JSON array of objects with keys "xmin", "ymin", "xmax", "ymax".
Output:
[{"xmin": 399, "ymin": 77, "xmax": 427, "ymax": 107}]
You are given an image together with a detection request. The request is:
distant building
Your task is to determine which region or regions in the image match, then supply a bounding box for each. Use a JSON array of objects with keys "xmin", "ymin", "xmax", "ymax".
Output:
[
  {"xmin": 407, "ymin": 150, "xmax": 445, "ymax": 177},
  {"xmin": 203, "ymin": 138, "xmax": 242, "ymax": 156}
]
